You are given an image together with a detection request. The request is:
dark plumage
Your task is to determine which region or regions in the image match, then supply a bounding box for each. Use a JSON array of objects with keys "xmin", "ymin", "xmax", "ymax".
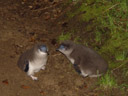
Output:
[
  {"xmin": 57, "ymin": 40, "xmax": 108, "ymax": 77},
  {"xmin": 17, "ymin": 44, "xmax": 49, "ymax": 80}
]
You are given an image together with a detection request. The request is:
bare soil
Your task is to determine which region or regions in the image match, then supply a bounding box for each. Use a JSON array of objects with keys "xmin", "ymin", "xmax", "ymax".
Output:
[{"xmin": 0, "ymin": 0, "xmax": 126, "ymax": 96}]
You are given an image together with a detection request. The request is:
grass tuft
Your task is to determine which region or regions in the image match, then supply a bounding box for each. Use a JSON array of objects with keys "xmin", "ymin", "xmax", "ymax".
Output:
[
  {"xmin": 57, "ymin": 32, "xmax": 71, "ymax": 43},
  {"xmin": 115, "ymin": 51, "xmax": 127, "ymax": 61},
  {"xmin": 98, "ymin": 72, "xmax": 118, "ymax": 89}
]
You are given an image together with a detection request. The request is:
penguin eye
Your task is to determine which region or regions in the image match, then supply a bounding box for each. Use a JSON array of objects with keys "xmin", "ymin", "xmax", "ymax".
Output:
[
  {"xmin": 59, "ymin": 45, "xmax": 65, "ymax": 50},
  {"xmin": 64, "ymin": 44, "xmax": 70, "ymax": 50},
  {"xmin": 59, "ymin": 43, "xmax": 70, "ymax": 51},
  {"xmin": 39, "ymin": 46, "xmax": 47, "ymax": 52}
]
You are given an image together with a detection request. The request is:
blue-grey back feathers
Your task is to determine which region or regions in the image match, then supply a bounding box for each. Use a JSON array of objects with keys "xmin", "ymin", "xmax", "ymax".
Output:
[{"xmin": 57, "ymin": 40, "xmax": 108, "ymax": 77}]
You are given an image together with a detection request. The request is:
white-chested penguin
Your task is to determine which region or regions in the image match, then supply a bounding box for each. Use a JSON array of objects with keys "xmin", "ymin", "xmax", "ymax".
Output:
[
  {"xmin": 56, "ymin": 40, "xmax": 108, "ymax": 77},
  {"xmin": 17, "ymin": 44, "xmax": 49, "ymax": 80}
]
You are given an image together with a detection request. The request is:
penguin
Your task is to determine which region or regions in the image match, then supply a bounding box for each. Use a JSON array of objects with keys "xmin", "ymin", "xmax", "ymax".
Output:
[
  {"xmin": 17, "ymin": 44, "xmax": 49, "ymax": 80},
  {"xmin": 56, "ymin": 40, "xmax": 108, "ymax": 77}
]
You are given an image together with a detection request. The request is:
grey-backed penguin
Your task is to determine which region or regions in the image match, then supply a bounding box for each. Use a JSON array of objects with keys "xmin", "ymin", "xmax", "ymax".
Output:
[
  {"xmin": 17, "ymin": 44, "xmax": 49, "ymax": 80},
  {"xmin": 56, "ymin": 40, "xmax": 108, "ymax": 77}
]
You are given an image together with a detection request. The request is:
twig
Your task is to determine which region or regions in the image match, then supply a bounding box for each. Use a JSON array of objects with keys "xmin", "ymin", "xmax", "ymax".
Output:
[
  {"xmin": 52, "ymin": 53, "xmax": 61, "ymax": 57},
  {"xmin": 32, "ymin": 5, "xmax": 55, "ymax": 12},
  {"xmin": 112, "ymin": 63, "xmax": 124, "ymax": 72},
  {"xmin": 103, "ymin": 3, "xmax": 120, "ymax": 13},
  {"xmin": 32, "ymin": 2, "xmax": 62, "ymax": 12},
  {"xmin": 112, "ymin": 60, "xmax": 128, "ymax": 72}
]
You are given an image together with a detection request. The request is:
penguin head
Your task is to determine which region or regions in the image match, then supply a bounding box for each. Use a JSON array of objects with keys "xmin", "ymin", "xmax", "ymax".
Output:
[
  {"xmin": 56, "ymin": 40, "xmax": 74, "ymax": 55},
  {"xmin": 57, "ymin": 44, "xmax": 67, "ymax": 51},
  {"xmin": 37, "ymin": 44, "xmax": 49, "ymax": 55}
]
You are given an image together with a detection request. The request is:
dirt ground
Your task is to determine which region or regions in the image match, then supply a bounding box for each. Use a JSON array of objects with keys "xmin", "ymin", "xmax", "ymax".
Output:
[{"xmin": 0, "ymin": 0, "xmax": 121, "ymax": 96}]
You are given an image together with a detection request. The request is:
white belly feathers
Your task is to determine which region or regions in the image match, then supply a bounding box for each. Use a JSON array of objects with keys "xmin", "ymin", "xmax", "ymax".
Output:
[
  {"xmin": 67, "ymin": 56, "xmax": 75, "ymax": 64},
  {"xmin": 29, "ymin": 51, "xmax": 47, "ymax": 73}
]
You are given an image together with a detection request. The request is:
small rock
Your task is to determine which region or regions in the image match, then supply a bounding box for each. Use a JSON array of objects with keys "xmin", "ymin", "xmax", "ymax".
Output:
[
  {"xmin": 28, "ymin": 6, "xmax": 33, "ymax": 9},
  {"xmin": 57, "ymin": 9, "xmax": 61, "ymax": 13},
  {"xmin": 21, "ymin": 2, "xmax": 25, "ymax": 4}
]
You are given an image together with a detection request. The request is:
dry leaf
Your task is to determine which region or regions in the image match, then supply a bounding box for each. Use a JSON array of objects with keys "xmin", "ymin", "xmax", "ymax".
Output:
[
  {"xmin": 2, "ymin": 79, "xmax": 9, "ymax": 85},
  {"xmin": 40, "ymin": 91, "xmax": 45, "ymax": 95},
  {"xmin": 44, "ymin": 12, "xmax": 50, "ymax": 20},
  {"xmin": 84, "ymin": 84, "xmax": 88, "ymax": 88},
  {"xmin": 44, "ymin": 15, "xmax": 50, "ymax": 20},
  {"xmin": 29, "ymin": 36, "xmax": 37, "ymax": 42},
  {"xmin": 21, "ymin": 85, "xmax": 30, "ymax": 89}
]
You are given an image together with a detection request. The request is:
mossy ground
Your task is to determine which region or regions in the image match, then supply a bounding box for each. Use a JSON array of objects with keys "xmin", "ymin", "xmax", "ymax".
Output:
[{"xmin": 57, "ymin": 0, "xmax": 128, "ymax": 95}]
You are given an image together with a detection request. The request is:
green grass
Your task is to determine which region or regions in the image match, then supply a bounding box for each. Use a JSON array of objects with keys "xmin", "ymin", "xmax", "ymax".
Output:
[
  {"xmin": 108, "ymin": 61, "xmax": 120, "ymax": 69},
  {"xmin": 67, "ymin": 0, "xmax": 111, "ymax": 22},
  {"xmin": 98, "ymin": 72, "xmax": 118, "ymax": 89},
  {"xmin": 65, "ymin": 0, "xmax": 128, "ymax": 63},
  {"xmin": 120, "ymin": 83, "xmax": 128, "ymax": 90},
  {"xmin": 122, "ymin": 66, "xmax": 128, "ymax": 77},
  {"xmin": 60, "ymin": 0, "xmax": 128, "ymax": 95},
  {"xmin": 115, "ymin": 51, "xmax": 127, "ymax": 61},
  {"xmin": 73, "ymin": 36, "xmax": 81, "ymax": 43},
  {"xmin": 57, "ymin": 32, "xmax": 71, "ymax": 43},
  {"xmin": 65, "ymin": 0, "xmax": 128, "ymax": 62},
  {"xmin": 97, "ymin": 0, "xmax": 128, "ymax": 63},
  {"xmin": 95, "ymin": 28, "xmax": 102, "ymax": 44}
]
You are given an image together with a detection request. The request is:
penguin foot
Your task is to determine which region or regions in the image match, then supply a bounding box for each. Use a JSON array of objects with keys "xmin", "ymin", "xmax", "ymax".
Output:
[
  {"xmin": 89, "ymin": 74, "xmax": 102, "ymax": 77},
  {"xmin": 80, "ymin": 71, "xmax": 89, "ymax": 77},
  {"xmin": 41, "ymin": 66, "xmax": 45, "ymax": 70},
  {"xmin": 81, "ymin": 73, "xmax": 88, "ymax": 77},
  {"xmin": 30, "ymin": 75, "xmax": 38, "ymax": 80}
]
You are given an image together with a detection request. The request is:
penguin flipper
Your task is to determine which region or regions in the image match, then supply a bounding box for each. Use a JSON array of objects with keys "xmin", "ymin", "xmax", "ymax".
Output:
[
  {"xmin": 24, "ymin": 60, "xmax": 29, "ymax": 72},
  {"xmin": 73, "ymin": 64, "xmax": 81, "ymax": 74}
]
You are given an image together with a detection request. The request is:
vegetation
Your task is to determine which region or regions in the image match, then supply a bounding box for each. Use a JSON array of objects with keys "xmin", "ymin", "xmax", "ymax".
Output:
[
  {"xmin": 58, "ymin": 32, "xmax": 71, "ymax": 43},
  {"xmin": 115, "ymin": 51, "xmax": 127, "ymax": 61},
  {"xmin": 98, "ymin": 71, "xmax": 117, "ymax": 89},
  {"xmin": 58, "ymin": 0, "xmax": 128, "ymax": 95}
]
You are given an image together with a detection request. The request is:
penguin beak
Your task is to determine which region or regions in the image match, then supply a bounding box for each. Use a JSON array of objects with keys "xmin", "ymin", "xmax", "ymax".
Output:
[
  {"xmin": 56, "ymin": 48, "xmax": 60, "ymax": 51},
  {"xmin": 56, "ymin": 45, "xmax": 65, "ymax": 51},
  {"xmin": 47, "ymin": 51, "xmax": 49, "ymax": 55}
]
